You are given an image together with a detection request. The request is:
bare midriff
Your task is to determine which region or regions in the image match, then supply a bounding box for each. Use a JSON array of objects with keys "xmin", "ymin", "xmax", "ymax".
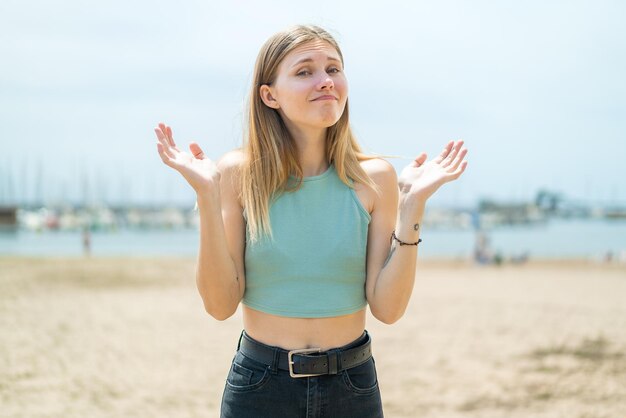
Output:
[{"xmin": 242, "ymin": 305, "xmax": 367, "ymax": 351}]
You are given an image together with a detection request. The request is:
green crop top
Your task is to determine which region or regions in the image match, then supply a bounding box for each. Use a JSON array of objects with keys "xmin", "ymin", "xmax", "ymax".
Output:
[{"xmin": 242, "ymin": 162, "xmax": 371, "ymax": 318}]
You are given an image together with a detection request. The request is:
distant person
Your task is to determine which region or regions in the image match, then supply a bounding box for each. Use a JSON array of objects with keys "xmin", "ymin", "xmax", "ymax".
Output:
[
  {"xmin": 511, "ymin": 251, "xmax": 529, "ymax": 264},
  {"xmin": 474, "ymin": 230, "xmax": 492, "ymax": 264},
  {"xmin": 154, "ymin": 25, "xmax": 468, "ymax": 417},
  {"xmin": 82, "ymin": 226, "xmax": 91, "ymax": 257}
]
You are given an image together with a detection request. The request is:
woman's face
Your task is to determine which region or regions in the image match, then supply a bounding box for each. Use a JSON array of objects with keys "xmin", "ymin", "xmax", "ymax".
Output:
[{"xmin": 260, "ymin": 40, "xmax": 348, "ymax": 132}]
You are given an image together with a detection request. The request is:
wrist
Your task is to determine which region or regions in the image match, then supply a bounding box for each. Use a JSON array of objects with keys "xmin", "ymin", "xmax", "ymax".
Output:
[
  {"xmin": 398, "ymin": 194, "xmax": 426, "ymax": 219},
  {"xmin": 393, "ymin": 195, "xmax": 425, "ymax": 243},
  {"xmin": 390, "ymin": 229, "xmax": 422, "ymax": 246},
  {"xmin": 195, "ymin": 187, "xmax": 221, "ymax": 210},
  {"xmin": 196, "ymin": 182, "xmax": 220, "ymax": 198}
]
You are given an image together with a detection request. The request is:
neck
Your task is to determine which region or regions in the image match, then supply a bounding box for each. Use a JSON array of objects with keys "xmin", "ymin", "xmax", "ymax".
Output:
[{"xmin": 284, "ymin": 122, "xmax": 329, "ymax": 177}]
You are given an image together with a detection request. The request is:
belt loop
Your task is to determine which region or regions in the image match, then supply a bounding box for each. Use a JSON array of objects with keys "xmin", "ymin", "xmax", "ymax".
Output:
[
  {"xmin": 327, "ymin": 349, "xmax": 339, "ymax": 375},
  {"xmin": 236, "ymin": 330, "xmax": 245, "ymax": 351},
  {"xmin": 269, "ymin": 347, "xmax": 280, "ymax": 374}
]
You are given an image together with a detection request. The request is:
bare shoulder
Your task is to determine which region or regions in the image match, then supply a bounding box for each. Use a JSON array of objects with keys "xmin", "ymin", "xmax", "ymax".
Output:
[
  {"xmin": 216, "ymin": 148, "xmax": 245, "ymax": 181},
  {"xmin": 216, "ymin": 148, "xmax": 246, "ymax": 206},
  {"xmin": 354, "ymin": 157, "xmax": 397, "ymax": 213},
  {"xmin": 359, "ymin": 157, "xmax": 397, "ymax": 192},
  {"xmin": 359, "ymin": 157, "xmax": 395, "ymax": 175},
  {"xmin": 217, "ymin": 148, "xmax": 246, "ymax": 173}
]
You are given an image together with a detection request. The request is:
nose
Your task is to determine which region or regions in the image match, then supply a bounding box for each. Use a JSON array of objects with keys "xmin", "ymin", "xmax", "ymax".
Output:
[{"xmin": 318, "ymin": 74, "xmax": 334, "ymax": 90}]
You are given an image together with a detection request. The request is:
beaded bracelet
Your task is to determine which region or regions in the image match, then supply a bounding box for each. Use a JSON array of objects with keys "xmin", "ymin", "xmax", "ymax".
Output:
[{"xmin": 390, "ymin": 230, "xmax": 422, "ymax": 246}]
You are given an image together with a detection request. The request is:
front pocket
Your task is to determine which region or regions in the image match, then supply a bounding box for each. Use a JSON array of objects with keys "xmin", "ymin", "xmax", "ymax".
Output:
[
  {"xmin": 225, "ymin": 354, "xmax": 272, "ymax": 392},
  {"xmin": 229, "ymin": 363, "xmax": 253, "ymax": 386},
  {"xmin": 342, "ymin": 357, "xmax": 379, "ymax": 394}
]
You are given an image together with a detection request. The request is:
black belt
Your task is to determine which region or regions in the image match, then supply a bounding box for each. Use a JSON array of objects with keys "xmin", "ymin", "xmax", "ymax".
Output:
[{"xmin": 238, "ymin": 331, "xmax": 373, "ymax": 378}]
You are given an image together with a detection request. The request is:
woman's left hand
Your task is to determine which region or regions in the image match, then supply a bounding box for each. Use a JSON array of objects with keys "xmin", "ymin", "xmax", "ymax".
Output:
[{"xmin": 398, "ymin": 140, "xmax": 468, "ymax": 202}]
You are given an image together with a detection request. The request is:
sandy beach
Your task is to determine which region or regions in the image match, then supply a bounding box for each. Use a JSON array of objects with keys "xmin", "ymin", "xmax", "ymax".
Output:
[{"xmin": 1, "ymin": 256, "xmax": 625, "ymax": 418}]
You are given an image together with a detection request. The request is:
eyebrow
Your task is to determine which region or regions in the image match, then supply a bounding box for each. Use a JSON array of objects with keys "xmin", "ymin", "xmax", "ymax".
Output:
[{"xmin": 290, "ymin": 56, "xmax": 342, "ymax": 68}]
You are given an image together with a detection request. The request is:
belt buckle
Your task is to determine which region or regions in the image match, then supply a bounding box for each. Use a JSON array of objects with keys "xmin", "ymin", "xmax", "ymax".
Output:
[{"xmin": 288, "ymin": 348, "xmax": 323, "ymax": 378}]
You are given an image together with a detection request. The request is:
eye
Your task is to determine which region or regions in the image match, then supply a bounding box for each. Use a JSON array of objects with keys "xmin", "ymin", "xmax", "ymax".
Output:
[
  {"xmin": 296, "ymin": 70, "xmax": 311, "ymax": 76},
  {"xmin": 327, "ymin": 67, "xmax": 341, "ymax": 74}
]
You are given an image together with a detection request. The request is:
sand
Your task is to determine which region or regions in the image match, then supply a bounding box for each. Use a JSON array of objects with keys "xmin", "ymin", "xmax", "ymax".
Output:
[{"xmin": 1, "ymin": 257, "xmax": 625, "ymax": 418}]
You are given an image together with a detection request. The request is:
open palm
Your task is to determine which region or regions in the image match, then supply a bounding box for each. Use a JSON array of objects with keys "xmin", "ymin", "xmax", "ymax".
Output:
[
  {"xmin": 398, "ymin": 140, "xmax": 468, "ymax": 202},
  {"xmin": 154, "ymin": 122, "xmax": 220, "ymax": 193}
]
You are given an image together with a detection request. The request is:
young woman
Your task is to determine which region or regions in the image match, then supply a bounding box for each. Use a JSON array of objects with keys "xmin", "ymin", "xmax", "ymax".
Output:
[{"xmin": 154, "ymin": 24, "xmax": 467, "ymax": 418}]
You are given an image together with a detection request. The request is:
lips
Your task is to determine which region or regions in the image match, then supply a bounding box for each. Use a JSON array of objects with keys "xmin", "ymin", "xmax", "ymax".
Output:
[{"xmin": 312, "ymin": 95, "xmax": 337, "ymax": 101}]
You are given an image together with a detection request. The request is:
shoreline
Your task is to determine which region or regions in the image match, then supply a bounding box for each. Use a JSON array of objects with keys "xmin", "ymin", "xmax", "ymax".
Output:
[{"xmin": 2, "ymin": 254, "xmax": 625, "ymax": 268}]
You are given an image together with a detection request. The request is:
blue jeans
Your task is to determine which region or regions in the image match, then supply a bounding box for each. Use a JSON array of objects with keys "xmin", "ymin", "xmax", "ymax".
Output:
[{"xmin": 220, "ymin": 330, "xmax": 384, "ymax": 418}]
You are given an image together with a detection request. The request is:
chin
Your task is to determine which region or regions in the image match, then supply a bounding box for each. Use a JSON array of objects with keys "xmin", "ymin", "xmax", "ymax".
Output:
[{"xmin": 317, "ymin": 112, "xmax": 344, "ymax": 127}]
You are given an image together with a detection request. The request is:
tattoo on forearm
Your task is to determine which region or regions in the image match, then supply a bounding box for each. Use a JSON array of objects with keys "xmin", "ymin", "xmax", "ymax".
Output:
[{"xmin": 382, "ymin": 244, "xmax": 397, "ymax": 268}]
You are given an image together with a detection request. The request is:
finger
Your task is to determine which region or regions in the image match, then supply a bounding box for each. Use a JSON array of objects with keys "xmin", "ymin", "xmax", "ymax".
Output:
[
  {"xmin": 158, "ymin": 122, "xmax": 167, "ymax": 136},
  {"xmin": 157, "ymin": 123, "xmax": 173, "ymax": 147},
  {"xmin": 189, "ymin": 142, "xmax": 205, "ymax": 159},
  {"xmin": 156, "ymin": 142, "xmax": 176, "ymax": 167},
  {"xmin": 433, "ymin": 140, "xmax": 454, "ymax": 164},
  {"xmin": 448, "ymin": 148, "xmax": 468, "ymax": 172},
  {"xmin": 166, "ymin": 126, "xmax": 177, "ymax": 148},
  {"xmin": 442, "ymin": 140, "xmax": 464, "ymax": 167},
  {"xmin": 449, "ymin": 160, "xmax": 468, "ymax": 180},
  {"xmin": 443, "ymin": 141, "xmax": 465, "ymax": 168},
  {"xmin": 158, "ymin": 122, "xmax": 173, "ymax": 147},
  {"xmin": 411, "ymin": 152, "xmax": 427, "ymax": 167},
  {"xmin": 154, "ymin": 126, "xmax": 168, "ymax": 146},
  {"xmin": 154, "ymin": 128, "xmax": 176, "ymax": 159}
]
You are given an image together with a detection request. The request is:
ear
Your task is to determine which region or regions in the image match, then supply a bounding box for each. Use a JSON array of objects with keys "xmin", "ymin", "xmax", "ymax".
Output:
[{"xmin": 259, "ymin": 85, "xmax": 280, "ymax": 109}]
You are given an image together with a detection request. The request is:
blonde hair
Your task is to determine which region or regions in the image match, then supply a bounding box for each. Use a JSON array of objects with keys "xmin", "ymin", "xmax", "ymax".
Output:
[{"xmin": 241, "ymin": 24, "xmax": 395, "ymax": 244}]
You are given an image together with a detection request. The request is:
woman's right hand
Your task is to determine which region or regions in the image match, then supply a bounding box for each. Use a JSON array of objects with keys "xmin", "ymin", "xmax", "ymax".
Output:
[{"xmin": 154, "ymin": 122, "xmax": 220, "ymax": 193}]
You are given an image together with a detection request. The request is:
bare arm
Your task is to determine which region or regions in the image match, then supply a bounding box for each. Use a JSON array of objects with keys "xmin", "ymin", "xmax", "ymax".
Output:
[
  {"xmin": 154, "ymin": 122, "xmax": 245, "ymax": 320},
  {"xmin": 195, "ymin": 151, "xmax": 246, "ymax": 320},
  {"xmin": 365, "ymin": 140, "xmax": 468, "ymax": 324},
  {"xmin": 365, "ymin": 186, "xmax": 425, "ymax": 324}
]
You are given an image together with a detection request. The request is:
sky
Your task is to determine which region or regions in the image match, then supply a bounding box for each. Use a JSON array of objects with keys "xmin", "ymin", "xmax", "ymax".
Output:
[{"xmin": 1, "ymin": 0, "xmax": 625, "ymax": 208}]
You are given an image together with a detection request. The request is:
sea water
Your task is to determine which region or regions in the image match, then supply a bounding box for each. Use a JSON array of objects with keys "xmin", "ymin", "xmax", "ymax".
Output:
[{"xmin": 1, "ymin": 219, "xmax": 624, "ymax": 260}]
